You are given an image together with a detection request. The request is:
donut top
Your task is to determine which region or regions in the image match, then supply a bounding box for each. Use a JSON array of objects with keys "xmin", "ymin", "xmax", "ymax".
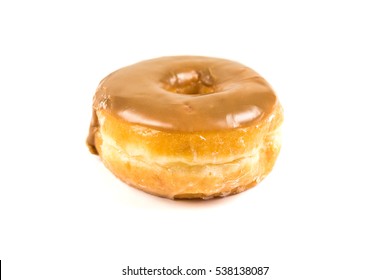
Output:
[{"xmin": 88, "ymin": 56, "xmax": 277, "ymax": 136}]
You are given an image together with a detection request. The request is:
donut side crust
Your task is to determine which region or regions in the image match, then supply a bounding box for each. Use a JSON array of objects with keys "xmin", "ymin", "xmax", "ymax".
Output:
[{"xmin": 92, "ymin": 103, "xmax": 283, "ymax": 199}]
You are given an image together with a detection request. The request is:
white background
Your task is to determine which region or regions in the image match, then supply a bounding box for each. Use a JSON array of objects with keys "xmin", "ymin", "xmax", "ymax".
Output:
[{"xmin": 0, "ymin": 0, "xmax": 389, "ymax": 279}]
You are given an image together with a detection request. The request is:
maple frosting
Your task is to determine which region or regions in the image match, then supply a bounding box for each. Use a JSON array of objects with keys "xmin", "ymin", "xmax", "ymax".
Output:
[{"xmin": 87, "ymin": 56, "xmax": 277, "ymax": 152}]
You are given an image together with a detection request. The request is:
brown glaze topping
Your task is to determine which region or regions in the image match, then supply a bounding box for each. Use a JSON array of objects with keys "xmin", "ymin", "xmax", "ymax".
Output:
[{"xmin": 87, "ymin": 56, "xmax": 277, "ymax": 150}]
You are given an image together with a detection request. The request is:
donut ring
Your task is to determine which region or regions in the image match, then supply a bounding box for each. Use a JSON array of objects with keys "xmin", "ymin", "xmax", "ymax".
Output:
[{"xmin": 87, "ymin": 56, "xmax": 283, "ymax": 199}]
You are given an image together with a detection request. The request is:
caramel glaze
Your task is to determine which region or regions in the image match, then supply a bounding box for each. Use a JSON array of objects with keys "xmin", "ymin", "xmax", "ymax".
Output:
[{"xmin": 87, "ymin": 56, "xmax": 278, "ymax": 153}]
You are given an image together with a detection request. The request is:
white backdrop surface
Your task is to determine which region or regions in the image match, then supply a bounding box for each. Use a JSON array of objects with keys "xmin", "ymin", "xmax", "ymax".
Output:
[{"xmin": 0, "ymin": 1, "xmax": 389, "ymax": 279}]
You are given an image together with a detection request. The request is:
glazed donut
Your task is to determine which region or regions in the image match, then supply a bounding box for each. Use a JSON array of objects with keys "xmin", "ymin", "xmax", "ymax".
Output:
[{"xmin": 87, "ymin": 56, "xmax": 283, "ymax": 199}]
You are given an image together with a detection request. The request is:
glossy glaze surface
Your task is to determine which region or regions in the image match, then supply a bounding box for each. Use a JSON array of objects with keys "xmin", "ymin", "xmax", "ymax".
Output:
[{"xmin": 87, "ymin": 56, "xmax": 278, "ymax": 151}]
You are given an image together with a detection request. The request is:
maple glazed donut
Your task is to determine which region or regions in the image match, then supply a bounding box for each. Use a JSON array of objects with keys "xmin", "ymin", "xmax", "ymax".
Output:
[{"xmin": 87, "ymin": 56, "xmax": 283, "ymax": 199}]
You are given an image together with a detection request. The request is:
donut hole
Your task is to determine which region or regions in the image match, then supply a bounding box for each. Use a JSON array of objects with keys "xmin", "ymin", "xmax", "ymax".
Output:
[{"xmin": 162, "ymin": 69, "xmax": 215, "ymax": 95}]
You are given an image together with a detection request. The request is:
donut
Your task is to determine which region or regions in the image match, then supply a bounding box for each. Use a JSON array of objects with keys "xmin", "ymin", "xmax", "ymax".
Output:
[{"xmin": 87, "ymin": 56, "xmax": 283, "ymax": 199}]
